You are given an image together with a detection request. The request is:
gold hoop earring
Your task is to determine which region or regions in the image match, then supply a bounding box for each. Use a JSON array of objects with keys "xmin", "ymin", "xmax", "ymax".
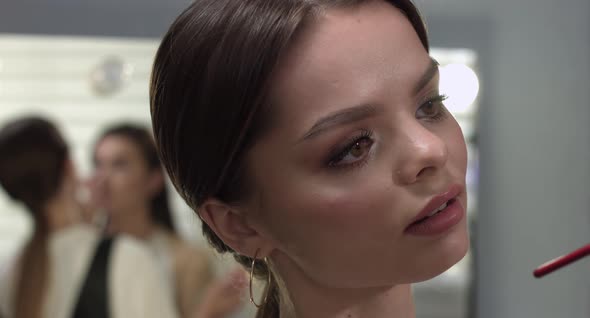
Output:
[{"xmin": 249, "ymin": 249, "xmax": 270, "ymax": 308}]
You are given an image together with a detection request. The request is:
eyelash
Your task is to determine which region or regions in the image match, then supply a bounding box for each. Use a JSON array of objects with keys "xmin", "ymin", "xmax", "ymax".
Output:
[{"xmin": 326, "ymin": 129, "xmax": 374, "ymax": 169}]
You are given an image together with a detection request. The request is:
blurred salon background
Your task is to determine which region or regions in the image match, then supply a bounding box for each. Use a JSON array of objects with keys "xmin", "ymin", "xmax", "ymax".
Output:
[{"xmin": 0, "ymin": 0, "xmax": 588, "ymax": 317}]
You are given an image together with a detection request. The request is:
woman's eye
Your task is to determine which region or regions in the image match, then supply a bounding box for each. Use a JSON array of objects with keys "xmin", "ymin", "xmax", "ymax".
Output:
[
  {"xmin": 419, "ymin": 101, "xmax": 438, "ymax": 116},
  {"xmin": 416, "ymin": 94, "xmax": 448, "ymax": 120},
  {"xmin": 329, "ymin": 136, "xmax": 374, "ymax": 167}
]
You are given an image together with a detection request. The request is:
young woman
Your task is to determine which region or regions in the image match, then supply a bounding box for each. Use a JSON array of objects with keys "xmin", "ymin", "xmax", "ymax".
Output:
[
  {"xmin": 150, "ymin": 0, "xmax": 469, "ymax": 317},
  {"xmin": 0, "ymin": 117, "xmax": 177, "ymax": 318},
  {"xmin": 90, "ymin": 124, "xmax": 245, "ymax": 318}
]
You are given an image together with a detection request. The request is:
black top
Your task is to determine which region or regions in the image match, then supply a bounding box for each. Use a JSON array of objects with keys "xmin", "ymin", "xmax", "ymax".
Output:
[{"xmin": 72, "ymin": 237, "xmax": 113, "ymax": 318}]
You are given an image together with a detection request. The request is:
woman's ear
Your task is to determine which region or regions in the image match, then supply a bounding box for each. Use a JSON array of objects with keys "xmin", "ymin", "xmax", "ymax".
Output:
[{"xmin": 198, "ymin": 198, "xmax": 273, "ymax": 258}]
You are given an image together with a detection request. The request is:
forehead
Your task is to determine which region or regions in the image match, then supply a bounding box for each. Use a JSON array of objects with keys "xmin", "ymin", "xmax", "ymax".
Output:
[
  {"xmin": 266, "ymin": 1, "xmax": 429, "ymax": 138},
  {"xmin": 96, "ymin": 135, "xmax": 139, "ymax": 159}
]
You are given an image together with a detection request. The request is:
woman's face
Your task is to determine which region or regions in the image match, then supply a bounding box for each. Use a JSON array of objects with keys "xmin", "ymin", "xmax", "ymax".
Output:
[
  {"xmin": 92, "ymin": 135, "xmax": 155, "ymax": 216},
  {"xmin": 242, "ymin": 2, "xmax": 468, "ymax": 288}
]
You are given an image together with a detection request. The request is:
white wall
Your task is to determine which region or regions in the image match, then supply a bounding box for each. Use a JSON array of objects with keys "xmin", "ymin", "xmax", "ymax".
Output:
[
  {"xmin": 421, "ymin": 0, "xmax": 590, "ymax": 317},
  {"xmin": 483, "ymin": 0, "xmax": 590, "ymax": 316}
]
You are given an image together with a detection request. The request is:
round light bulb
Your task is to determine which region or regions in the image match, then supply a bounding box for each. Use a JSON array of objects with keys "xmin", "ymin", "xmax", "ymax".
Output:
[{"xmin": 439, "ymin": 63, "xmax": 480, "ymax": 115}]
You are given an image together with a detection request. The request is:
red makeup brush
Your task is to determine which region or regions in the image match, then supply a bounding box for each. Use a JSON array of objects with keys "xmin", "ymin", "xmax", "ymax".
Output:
[{"xmin": 533, "ymin": 244, "xmax": 590, "ymax": 278}]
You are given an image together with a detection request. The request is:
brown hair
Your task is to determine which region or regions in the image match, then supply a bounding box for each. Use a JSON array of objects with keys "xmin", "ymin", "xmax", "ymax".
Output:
[
  {"xmin": 150, "ymin": 0, "xmax": 428, "ymax": 316},
  {"xmin": 0, "ymin": 117, "xmax": 68, "ymax": 318},
  {"xmin": 93, "ymin": 123, "xmax": 176, "ymax": 233}
]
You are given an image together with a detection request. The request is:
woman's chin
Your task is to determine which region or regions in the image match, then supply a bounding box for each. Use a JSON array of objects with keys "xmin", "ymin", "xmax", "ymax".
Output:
[{"xmin": 413, "ymin": 233, "xmax": 470, "ymax": 283}]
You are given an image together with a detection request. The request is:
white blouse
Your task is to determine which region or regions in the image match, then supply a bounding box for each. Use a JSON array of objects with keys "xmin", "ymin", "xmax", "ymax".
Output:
[{"xmin": 0, "ymin": 224, "xmax": 178, "ymax": 318}]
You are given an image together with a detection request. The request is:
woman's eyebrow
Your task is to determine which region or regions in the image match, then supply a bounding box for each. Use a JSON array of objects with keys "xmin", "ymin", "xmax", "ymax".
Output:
[
  {"xmin": 413, "ymin": 57, "xmax": 440, "ymax": 95},
  {"xmin": 298, "ymin": 104, "xmax": 380, "ymax": 142},
  {"xmin": 297, "ymin": 58, "xmax": 438, "ymax": 143}
]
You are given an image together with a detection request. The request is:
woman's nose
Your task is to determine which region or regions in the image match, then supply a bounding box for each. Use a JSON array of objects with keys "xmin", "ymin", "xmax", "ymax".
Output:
[{"xmin": 394, "ymin": 124, "xmax": 448, "ymax": 185}]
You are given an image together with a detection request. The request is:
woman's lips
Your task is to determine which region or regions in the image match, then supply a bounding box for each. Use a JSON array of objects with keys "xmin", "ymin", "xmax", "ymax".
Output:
[
  {"xmin": 404, "ymin": 184, "xmax": 465, "ymax": 236},
  {"xmin": 404, "ymin": 198, "xmax": 464, "ymax": 236}
]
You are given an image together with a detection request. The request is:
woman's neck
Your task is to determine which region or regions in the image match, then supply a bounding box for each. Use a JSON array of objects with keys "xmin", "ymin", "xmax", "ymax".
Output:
[
  {"xmin": 274, "ymin": 256, "xmax": 415, "ymax": 318},
  {"xmin": 279, "ymin": 282, "xmax": 414, "ymax": 318},
  {"xmin": 107, "ymin": 205, "xmax": 155, "ymax": 239}
]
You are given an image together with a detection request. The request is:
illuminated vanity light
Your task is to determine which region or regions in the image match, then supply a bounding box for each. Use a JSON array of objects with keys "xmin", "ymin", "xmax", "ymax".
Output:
[{"xmin": 439, "ymin": 63, "xmax": 480, "ymax": 115}]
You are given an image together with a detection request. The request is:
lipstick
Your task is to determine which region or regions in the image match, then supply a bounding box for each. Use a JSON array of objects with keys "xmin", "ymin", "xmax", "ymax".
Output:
[{"xmin": 405, "ymin": 184, "xmax": 464, "ymax": 236}]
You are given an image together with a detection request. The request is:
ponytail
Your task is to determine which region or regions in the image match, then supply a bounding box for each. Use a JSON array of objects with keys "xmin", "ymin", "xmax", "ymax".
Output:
[
  {"xmin": 14, "ymin": 217, "xmax": 50, "ymax": 318},
  {"xmin": 255, "ymin": 274, "xmax": 280, "ymax": 318}
]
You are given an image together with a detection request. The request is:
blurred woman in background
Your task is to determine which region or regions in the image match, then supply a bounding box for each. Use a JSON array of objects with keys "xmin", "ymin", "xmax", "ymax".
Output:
[
  {"xmin": 89, "ymin": 123, "xmax": 245, "ymax": 318},
  {"xmin": 0, "ymin": 116, "xmax": 177, "ymax": 318}
]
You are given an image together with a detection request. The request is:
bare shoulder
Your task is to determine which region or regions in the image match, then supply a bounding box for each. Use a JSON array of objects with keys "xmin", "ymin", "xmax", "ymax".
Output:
[
  {"xmin": 156, "ymin": 230, "xmax": 216, "ymax": 316},
  {"xmin": 157, "ymin": 228, "xmax": 214, "ymax": 271}
]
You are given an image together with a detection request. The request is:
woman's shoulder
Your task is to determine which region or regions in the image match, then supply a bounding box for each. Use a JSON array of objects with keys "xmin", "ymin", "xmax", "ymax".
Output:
[
  {"xmin": 154, "ymin": 227, "xmax": 212, "ymax": 262},
  {"xmin": 166, "ymin": 231, "xmax": 213, "ymax": 270},
  {"xmin": 153, "ymin": 229, "xmax": 216, "ymax": 317}
]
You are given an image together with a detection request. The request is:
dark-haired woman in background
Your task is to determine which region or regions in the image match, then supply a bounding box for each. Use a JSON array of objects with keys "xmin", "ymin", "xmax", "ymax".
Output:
[
  {"xmin": 0, "ymin": 117, "xmax": 177, "ymax": 318},
  {"xmin": 150, "ymin": 0, "xmax": 470, "ymax": 317},
  {"xmin": 89, "ymin": 123, "xmax": 245, "ymax": 318}
]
